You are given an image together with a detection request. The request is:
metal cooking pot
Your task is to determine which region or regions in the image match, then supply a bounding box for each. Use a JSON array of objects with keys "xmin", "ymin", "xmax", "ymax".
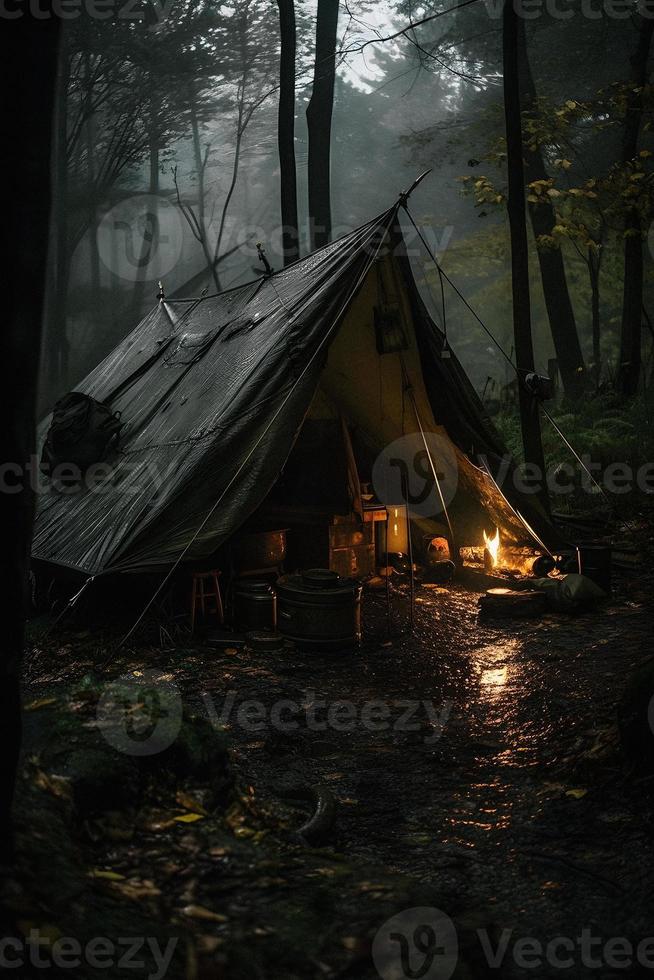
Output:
[
  {"xmin": 232, "ymin": 578, "xmax": 277, "ymax": 631},
  {"xmin": 232, "ymin": 529, "xmax": 288, "ymax": 573}
]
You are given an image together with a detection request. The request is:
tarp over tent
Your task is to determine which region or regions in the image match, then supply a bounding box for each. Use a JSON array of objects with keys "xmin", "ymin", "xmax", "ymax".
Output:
[{"xmin": 32, "ymin": 203, "xmax": 560, "ymax": 577}]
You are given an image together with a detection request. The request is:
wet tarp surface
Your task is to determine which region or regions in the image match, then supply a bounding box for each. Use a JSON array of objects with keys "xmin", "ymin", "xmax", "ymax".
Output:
[
  {"xmin": 32, "ymin": 207, "xmax": 558, "ymax": 576},
  {"xmin": 33, "ymin": 213, "xmax": 396, "ymax": 574}
]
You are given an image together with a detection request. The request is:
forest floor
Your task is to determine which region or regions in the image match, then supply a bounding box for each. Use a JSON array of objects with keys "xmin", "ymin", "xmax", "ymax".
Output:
[{"xmin": 4, "ymin": 525, "xmax": 654, "ymax": 980}]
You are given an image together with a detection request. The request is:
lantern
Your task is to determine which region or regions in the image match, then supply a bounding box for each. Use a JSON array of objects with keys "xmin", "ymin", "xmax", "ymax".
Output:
[{"xmin": 386, "ymin": 505, "xmax": 409, "ymax": 555}]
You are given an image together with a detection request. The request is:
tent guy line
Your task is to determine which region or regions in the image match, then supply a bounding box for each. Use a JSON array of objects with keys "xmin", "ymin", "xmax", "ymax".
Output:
[{"xmin": 402, "ymin": 203, "xmax": 610, "ymax": 508}]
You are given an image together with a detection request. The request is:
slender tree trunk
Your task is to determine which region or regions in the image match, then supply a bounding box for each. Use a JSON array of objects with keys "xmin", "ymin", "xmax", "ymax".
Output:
[
  {"xmin": 214, "ymin": 102, "xmax": 245, "ymax": 270},
  {"xmin": 149, "ymin": 136, "xmax": 159, "ymax": 195},
  {"xmin": 190, "ymin": 93, "xmax": 221, "ymax": 292},
  {"xmin": 84, "ymin": 54, "xmax": 101, "ymax": 300},
  {"xmin": 589, "ymin": 248, "xmax": 602, "ymax": 387},
  {"xmin": 129, "ymin": 107, "xmax": 163, "ymax": 324},
  {"xmin": 47, "ymin": 39, "xmax": 70, "ymax": 401},
  {"xmin": 213, "ymin": 13, "xmax": 251, "ymax": 271},
  {"xmin": 306, "ymin": 0, "xmax": 339, "ymax": 250},
  {"xmin": 618, "ymin": 10, "xmax": 654, "ymax": 399},
  {"xmin": 503, "ymin": 0, "xmax": 548, "ymax": 512},
  {"xmin": 517, "ymin": 23, "xmax": 585, "ymax": 401},
  {"xmin": 190, "ymin": 97, "xmax": 205, "ymax": 233},
  {"xmin": 277, "ymin": 0, "xmax": 300, "ymax": 264},
  {"xmin": 0, "ymin": 11, "xmax": 59, "ymax": 850}
]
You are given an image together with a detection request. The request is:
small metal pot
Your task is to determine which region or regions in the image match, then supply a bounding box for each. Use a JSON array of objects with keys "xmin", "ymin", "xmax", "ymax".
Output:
[
  {"xmin": 232, "ymin": 529, "xmax": 288, "ymax": 573},
  {"xmin": 532, "ymin": 554, "xmax": 556, "ymax": 577},
  {"xmin": 423, "ymin": 560, "xmax": 456, "ymax": 584}
]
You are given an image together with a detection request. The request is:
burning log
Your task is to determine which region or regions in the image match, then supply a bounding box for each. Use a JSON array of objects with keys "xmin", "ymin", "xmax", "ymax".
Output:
[{"xmin": 462, "ymin": 528, "xmax": 542, "ymax": 579}]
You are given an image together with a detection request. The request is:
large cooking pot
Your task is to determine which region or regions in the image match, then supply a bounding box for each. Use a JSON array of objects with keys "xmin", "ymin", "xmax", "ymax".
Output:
[
  {"xmin": 231, "ymin": 529, "xmax": 288, "ymax": 573},
  {"xmin": 276, "ymin": 569, "xmax": 362, "ymax": 650}
]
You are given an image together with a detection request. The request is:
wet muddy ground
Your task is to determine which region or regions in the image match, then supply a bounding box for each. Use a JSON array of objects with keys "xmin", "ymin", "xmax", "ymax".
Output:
[
  {"xmin": 192, "ymin": 580, "xmax": 654, "ymax": 977},
  {"xmin": 9, "ymin": 570, "xmax": 654, "ymax": 979}
]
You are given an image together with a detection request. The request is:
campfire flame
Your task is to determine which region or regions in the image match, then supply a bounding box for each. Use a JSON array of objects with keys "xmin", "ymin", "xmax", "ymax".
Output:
[{"xmin": 483, "ymin": 528, "xmax": 501, "ymax": 568}]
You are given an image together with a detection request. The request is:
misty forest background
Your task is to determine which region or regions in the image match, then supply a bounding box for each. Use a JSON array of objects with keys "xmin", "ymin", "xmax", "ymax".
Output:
[{"xmin": 43, "ymin": 0, "xmax": 654, "ymax": 494}]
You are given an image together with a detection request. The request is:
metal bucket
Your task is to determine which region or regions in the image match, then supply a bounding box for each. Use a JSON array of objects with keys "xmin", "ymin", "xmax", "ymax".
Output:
[
  {"xmin": 232, "ymin": 579, "xmax": 277, "ymax": 631},
  {"xmin": 276, "ymin": 569, "xmax": 362, "ymax": 649},
  {"xmin": 577, "ymin": 544, "xmax": 612, "ymax": 594}
]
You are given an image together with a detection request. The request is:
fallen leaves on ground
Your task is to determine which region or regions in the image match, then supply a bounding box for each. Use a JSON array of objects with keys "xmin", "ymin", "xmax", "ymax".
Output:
[{"xmin": 181, "ymin": 905, "xmax": 228, "ymax": 923}]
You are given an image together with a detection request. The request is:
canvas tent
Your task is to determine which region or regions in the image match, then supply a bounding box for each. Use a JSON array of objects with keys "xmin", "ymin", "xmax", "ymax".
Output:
[{"xmin": 32, "ymin": 202, "xmax": 559, "ymax": 578}]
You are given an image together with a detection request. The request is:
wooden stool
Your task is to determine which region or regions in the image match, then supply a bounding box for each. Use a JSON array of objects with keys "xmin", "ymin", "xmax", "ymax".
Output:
[{"xmin": 190, "ymin": 570, "xmax": 224, "ymax": 632}]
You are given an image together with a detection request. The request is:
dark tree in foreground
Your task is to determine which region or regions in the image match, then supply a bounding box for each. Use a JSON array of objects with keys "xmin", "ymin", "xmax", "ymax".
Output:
[
  {"xmin": 618, "ymin": 5, "xmax": 654, "ymax": 399},
  {"xmin": 503, "ymin": 0, "xmax": 548, "ymax": 511},
  {"xmin": 307, "ymin": 0, "xmax": 339, "ymax": 250},
  {"xmin": 0, "ymin": 13, "xmax": 59, "ymax": 847},
  {"xmin": 518, "ymin": 21, "xmax": 586, "ymax": 401},
  {"xmin": 277, "ymin": 0, "xmax": 300, "ymax": 264}
]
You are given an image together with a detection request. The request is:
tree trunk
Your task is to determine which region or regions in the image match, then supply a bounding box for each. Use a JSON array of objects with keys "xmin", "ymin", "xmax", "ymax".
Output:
[
  {"xmin": 618, "ymin": 12, "xmax": 654, "ymax": 399},
  {"xmin": 213, "ymin": 12, "xmax": 251, "ymax": 271},
  {"xmin": 46, "ymin": 39, "xmax": 70, "ymax": 402},
  {"xmin": 190, "ymin": 92, "xmax": 222, "ymax": 292},
  {"xmin": 517, "ymin": 21, "xmax": 585, "ymax": 401},
  {"xmin": 149, "ymin": 135, "xmax": 159, "ymax": 195},
  {"xmin": 277, "ymin": 0, "xmax": 300, "ymax": 264},
  {"xmin": 129, "ymin": 93, "xmax": 167, "ymax": 324},
  {"xmin": 84, "ymin": 54, "xmax": 101, "ymax": 300},
  {"xmin": 503, "ymin": 0, "xmax": 548, "ymax": 513},
  {"xmin": 0, "ymin": 12, "xmax": 59, "ymax": 848},
  {"xmin": 589, "ymin": 248, "xmax": 602, "ymax": 387},
  {"xmin": 306, "ymin": 0, "xmax": 339, "ymax": 251}
]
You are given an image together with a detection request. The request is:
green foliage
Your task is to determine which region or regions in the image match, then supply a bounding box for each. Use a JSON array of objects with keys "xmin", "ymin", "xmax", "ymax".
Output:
[{"xmin": 494, "ymin": 392, "xmax": 654, "ymax": 512}]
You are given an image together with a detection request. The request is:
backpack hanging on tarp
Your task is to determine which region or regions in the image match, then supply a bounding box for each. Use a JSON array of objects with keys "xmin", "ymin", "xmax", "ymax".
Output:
[{"xmin": 41, "ymin": 392, "xmax": 122, "ymax": 475}]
